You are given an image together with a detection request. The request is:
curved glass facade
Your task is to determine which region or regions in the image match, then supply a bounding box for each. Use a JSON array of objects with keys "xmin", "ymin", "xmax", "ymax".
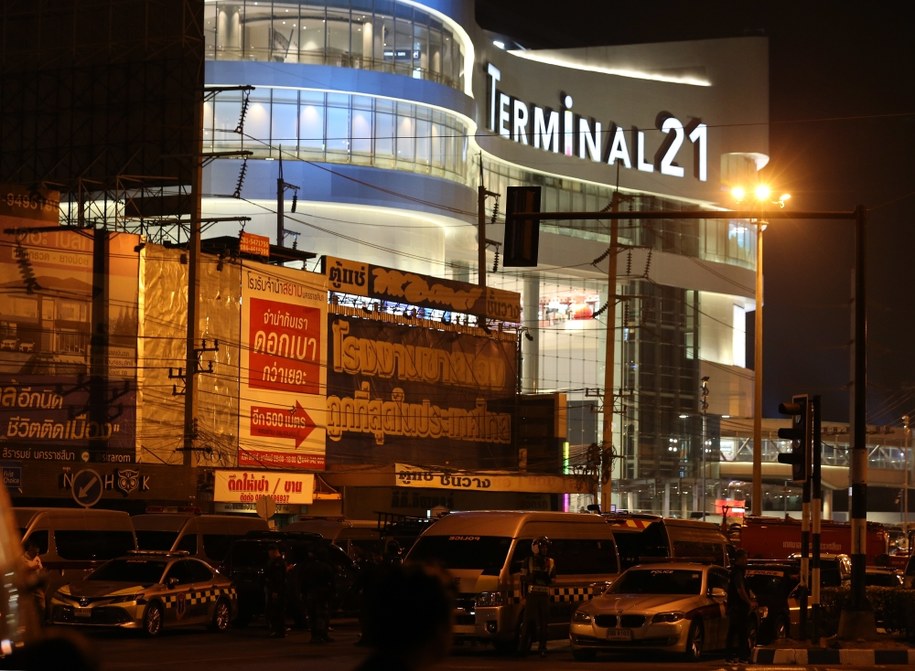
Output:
[
  {"xmin": 204, "ymin": 86, "xmax": 473, "ymax": 183},
  {"xmin": 204, "ymin": 0, "xmax": 466, "ymax": 91}
]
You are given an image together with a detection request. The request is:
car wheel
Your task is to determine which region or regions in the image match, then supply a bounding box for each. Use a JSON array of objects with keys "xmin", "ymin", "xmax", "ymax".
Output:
[
  {"xmin": 143, "ymin": 602, "xmax": 164, "ymax": 637},
  {"xmin": 210, "ymin": 598, "xmax": 232, "ymax": 632},
  {"xmin": 684, "ymin": 620, "xmax": 703, "ymax": 661}
]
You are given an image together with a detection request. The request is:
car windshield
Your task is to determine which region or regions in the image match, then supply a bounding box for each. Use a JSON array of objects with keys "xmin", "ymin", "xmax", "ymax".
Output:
[
  {"xmin": 89, "ymin": 558, "xmax": 168, "ymax": 584},
  {"xmin": 407, "ymin": 535, "xmax": 513, "ymax": 573},
  {"xmin": 607, "ymin": 568, "xmax": 702, "ymax": 595}
]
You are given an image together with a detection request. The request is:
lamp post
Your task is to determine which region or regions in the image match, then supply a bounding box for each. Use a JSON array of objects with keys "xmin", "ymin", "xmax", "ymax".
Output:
[
  {"xmin": 731, "ymin": 185, "xmax": 790, "ymax": 516},
  {"xmin": 700, "ymin": 376, "xmax": 709, "ymax": 520}
]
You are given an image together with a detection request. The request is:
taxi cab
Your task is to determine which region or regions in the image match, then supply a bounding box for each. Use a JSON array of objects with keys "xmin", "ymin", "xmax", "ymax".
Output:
[{"xmin": 48, "ymin": 551, "xmax": 237, "ymax": 636}]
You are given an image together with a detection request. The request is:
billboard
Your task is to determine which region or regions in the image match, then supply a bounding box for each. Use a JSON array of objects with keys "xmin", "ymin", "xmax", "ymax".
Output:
[
  {"xmin": 326, "ymin": 314, "xmax": 516, "ymax": 468},
  {"xmin": 238, "ymin": 262, "xmax": 328, "ymax": 470},
  {"xmin": 0, "ymin": 204, "xmax": 139, "ymax": 463}
]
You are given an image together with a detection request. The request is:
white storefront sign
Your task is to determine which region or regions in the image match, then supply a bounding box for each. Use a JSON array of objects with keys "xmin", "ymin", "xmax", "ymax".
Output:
[{"xmin": 213, "ymin": 469, "xmax": 315, "ymax": 505}]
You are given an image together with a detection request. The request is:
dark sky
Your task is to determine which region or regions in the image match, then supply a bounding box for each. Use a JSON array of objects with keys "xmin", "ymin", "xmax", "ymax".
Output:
[{"xmin": 476, "ymin": 1, "xmax": 915, "ymax": 426}]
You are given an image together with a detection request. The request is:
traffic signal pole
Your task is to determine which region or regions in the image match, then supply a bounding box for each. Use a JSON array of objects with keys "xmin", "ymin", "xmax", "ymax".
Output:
[{"xmin": 504, "ymin": 199, "xmax": 872, "ymax": 638}]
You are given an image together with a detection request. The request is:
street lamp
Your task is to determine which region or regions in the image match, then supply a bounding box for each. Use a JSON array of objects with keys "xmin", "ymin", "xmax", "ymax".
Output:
[
  {"xmin": 731, "ymin": 185, "xmax": 790, "ymax": 517},
  {"xmin": 701, "ymin": 376, "xmax": 709, "ymax": 520}
]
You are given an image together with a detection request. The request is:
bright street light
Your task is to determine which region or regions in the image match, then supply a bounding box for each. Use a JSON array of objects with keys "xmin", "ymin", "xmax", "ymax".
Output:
[{"xmin": 731, "ymin": 183, "xmax": 791, "ymax": 516}]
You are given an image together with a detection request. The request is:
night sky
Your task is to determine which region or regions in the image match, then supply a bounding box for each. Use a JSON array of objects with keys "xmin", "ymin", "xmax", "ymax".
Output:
[{"xmin": 476, "ymin": 0, "xmax": 915, "ymax": 426}]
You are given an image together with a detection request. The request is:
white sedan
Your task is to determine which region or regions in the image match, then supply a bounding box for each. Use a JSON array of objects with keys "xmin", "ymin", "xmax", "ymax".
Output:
[{"xmin": 569, "ymin": 562, "xmax": 760, "ymax": 661}]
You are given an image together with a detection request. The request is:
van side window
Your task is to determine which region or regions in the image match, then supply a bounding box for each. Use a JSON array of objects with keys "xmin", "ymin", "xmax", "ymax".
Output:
[
  {"xmin": 23, "ymin": 530, "xmax": 49, "ymax": 555},
  {"xmin": 672, "ymin": 540, "xmax": 726, "ymax": 564},
  {"xmin": 54, "ymin": 530, "xmax": 135, "ymax": 560}
]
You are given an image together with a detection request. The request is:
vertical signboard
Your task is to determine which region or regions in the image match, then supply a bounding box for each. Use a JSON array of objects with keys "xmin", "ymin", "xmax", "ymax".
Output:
[
  {"xmin": 239, "ymin": 262, "xmax": 328, "ymax": 469},
  {"xmin": 0, "ymin": 188, "xmax": 139, "ymax": 463}
]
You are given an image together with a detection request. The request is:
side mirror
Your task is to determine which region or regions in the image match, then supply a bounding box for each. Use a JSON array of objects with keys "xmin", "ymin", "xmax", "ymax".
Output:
[{"xmin": 710, "ymin": 586, "xmax": 726, "ymax": 599}]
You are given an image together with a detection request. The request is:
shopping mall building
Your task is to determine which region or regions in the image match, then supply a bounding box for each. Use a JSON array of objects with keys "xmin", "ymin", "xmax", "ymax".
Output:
[
  {"xmin": 1, "ymin": 1, "xmax": 909, "ymax": 527},
  {"xmin": 196, "ymin": 0, "xmax": 767, "ymax": 519}
]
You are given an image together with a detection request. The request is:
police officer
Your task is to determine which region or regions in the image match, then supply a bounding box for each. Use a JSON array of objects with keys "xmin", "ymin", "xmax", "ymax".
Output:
[
  {"xmin": 264, "ymin": 544, "xmax": 288, "ymax": 638},
  {"xmin": 521, "ymin": 536, "xmax": 555, "ymax": 657}
]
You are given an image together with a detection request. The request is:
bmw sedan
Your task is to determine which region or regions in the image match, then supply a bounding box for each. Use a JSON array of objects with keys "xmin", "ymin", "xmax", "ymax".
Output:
[
  {"xmin": 569, "ymin": 562, "xmax": 759, "ymax": 661},
  {"xmin": 48, "ymin": 551, "xmax": 237, "ymax": 636}
]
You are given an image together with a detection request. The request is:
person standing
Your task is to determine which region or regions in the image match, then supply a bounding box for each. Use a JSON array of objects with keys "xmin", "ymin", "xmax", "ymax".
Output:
[
  {"xmin": 21, "ymin": 539, "xmax": 46, "ymax": 624},
  {"xmin": 725, "ymin": 548, "xmax": 753, "ymax": 663},
  {"xmin": 352, "ymin": 563, "xmax": 454, "ymax": 671},
  {"xmin": 302, "ymin": 546, "xmax": 336, "ymax": 643},
  {"xmin": 264, "ymin": 544, "xmax": 288, "ymax": 638},
  {"xmin": 520, "ymin": 536, "xmax": 555, "ymax": 657}
]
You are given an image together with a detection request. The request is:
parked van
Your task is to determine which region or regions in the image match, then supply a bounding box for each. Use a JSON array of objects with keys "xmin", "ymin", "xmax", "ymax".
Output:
[
  {"xmin": 282, "ymin": 517, "xmax": 382, "ymax": 562},
  {"xmin": 603, "ymin": 514, "xmax": 731, "ymax": 569},
  {"xmin": 15, "ymin": 507, "xmax": 137, "ymax": 610},
  {"xmin": 404, "ymin": 510, "xmax": 620, "ymax": 653},
  {"xmin": 131, "ymin": 513, "xmax": 269, "ymax": 565}
]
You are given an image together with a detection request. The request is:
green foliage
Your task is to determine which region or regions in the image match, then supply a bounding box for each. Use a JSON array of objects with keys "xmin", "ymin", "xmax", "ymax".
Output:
[{"xmin": 808, "ymin": 586, "xmax": 915, "ymax": 639}]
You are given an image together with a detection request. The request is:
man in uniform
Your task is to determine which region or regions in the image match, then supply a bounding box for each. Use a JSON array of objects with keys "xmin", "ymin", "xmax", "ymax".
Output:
[
  {"xmin": 264, "ymin": 544, "xmax": 288, "ymax": 638},
  {"xmin": 521, "ymin": 536, "xmax": 555, "ymax": 657},
  {"xmin": 726, "ymin": 548, "xmax": 753, "ymax": 662}
]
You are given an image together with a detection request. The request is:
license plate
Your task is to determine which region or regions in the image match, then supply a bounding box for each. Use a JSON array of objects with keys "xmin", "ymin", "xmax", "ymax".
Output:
[
  {"xmin": 607, "ymin": 627, "xmax": 632, "ymax": 641},
  {"xmin": 74, "ymin": 607, "xmax": 92, "ymax": 618}
]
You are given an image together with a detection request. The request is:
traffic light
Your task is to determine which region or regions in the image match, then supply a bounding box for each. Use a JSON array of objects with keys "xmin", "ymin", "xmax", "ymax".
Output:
[
  {"xmin": 777, "ymin": 394, "xmax": 811, "ymax": 482},
  {"xmin": 503, "ymin": 186, "xmax": 541, "ymax": 266}
]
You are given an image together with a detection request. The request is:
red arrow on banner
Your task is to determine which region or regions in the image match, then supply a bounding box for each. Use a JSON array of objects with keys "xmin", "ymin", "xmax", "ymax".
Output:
[{"xmin": 250, "ymin": 401, "xmax": 316, "ymax": 448}]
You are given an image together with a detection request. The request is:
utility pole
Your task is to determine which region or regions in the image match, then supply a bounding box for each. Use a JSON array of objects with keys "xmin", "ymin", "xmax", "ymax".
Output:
[{"xmin": 600, "ymin": 192, "xmax": 622, "ymax": 514}]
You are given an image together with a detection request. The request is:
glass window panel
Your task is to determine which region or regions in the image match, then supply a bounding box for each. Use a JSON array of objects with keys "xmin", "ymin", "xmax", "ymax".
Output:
[
  {"xmin": 375, "ymin": 102, "xmax": 395, "ymax": 159},
  {"xmin": 271, "ymin": 90, "xmax": 298, "ymax": 149},
  {"xmin": 299, "ymin": 98, "xmax": 325, "ymax": 151},
  {"xmin": 241, "ymin": 3, "xmax": 271, "ymax": 61},
  {"xmin": 415, "ymin": 114, "xmax": 431, "ymax": 166},
  {"xmin": 351, "ymin": 96, "xmax": 373, "ymax": 155},
  {"xmin": 395, "ymin": 103, "xmax": 415, "ymax": 162},
  {"xmin": 392, "ymin": 15, "xmax": 413, "ymax": 76},
  {"xmin": 270, "ymin": 6, "xmax": 298, "ymax": 62},
  {"xmin": 300, "ymin": 9, "xmax": 326, "ymax": 65},
  {"xmin": 427, "ymin": 23, "xmax": 443, "ymax": 81},
  {"xmin": 326, "ymin": 100, "xmax": 352, "ymax": 155},
  {"xmin": 413, "ymin": 19, "xmax": 429, "ymax": 79},
  {"xmin": 326, "ymin": 7, "xmax": 351, "ymax": 64}
]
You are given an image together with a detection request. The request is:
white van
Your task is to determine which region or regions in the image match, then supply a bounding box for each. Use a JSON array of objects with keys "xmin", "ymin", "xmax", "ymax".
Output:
[
  {"xmin": 131, "ymin": 513, "xmax": 269, "ymax": 565},
  {"xmin": 404, "ymin": 510, "xmax": 620, "ymax": 653},
  {"xmin": 15, "ymin": 507, "xmax": 138, "ymax": 611}
]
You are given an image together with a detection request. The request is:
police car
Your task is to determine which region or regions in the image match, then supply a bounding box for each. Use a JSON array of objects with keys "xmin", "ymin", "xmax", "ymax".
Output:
[{"xmin": 48, "ymin": 551, "xmax": 237, "ymax": 636}]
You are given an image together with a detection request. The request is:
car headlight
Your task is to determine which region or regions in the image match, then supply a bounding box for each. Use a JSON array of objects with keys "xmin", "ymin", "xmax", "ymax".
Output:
[
  {"xmin": 651, "ymin": 611, "xmax": 686, "ymax": 623},
  {"xmin": 572, "ymin": 610, "xmax": 593, "ymax": 624},
  {"xmin": 109, "ymin": 593, "xmax": 143, "ymax": 604}
]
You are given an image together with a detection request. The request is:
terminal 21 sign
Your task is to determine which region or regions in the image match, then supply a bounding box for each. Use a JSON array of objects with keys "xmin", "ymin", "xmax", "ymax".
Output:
[{"xmin": 486, "ymin": 63, "xmax": 708, "ymax": 182}]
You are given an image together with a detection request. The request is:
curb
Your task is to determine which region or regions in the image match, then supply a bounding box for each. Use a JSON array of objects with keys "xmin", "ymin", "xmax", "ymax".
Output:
[{"xmin": 754, "ymin": 647, "xmax": 915, "ymax": 665}]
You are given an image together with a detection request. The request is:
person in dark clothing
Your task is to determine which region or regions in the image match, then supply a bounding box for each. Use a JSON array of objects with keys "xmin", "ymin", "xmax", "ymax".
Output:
[
  {"xmin": 725, "ymin": 548, "xmax": 753, "ymax": 662},
  {"xmin": 352, "ymin": 563, "xmax": 454, "ymax": 671},
  {"xmin": 264, "ymin": 544, "xmax": 288, "ymax": 638},
  {"xmin": 520, "ymin": 536, "xmax": 555, "ymax": 657},
  {"xmin": 302, "ymin": 546, "xmax": 336, "ymax": 643}
]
